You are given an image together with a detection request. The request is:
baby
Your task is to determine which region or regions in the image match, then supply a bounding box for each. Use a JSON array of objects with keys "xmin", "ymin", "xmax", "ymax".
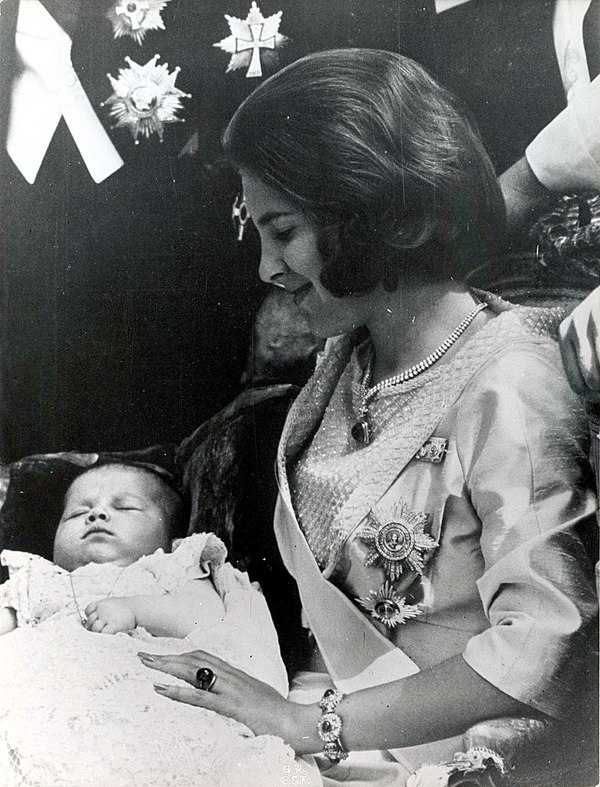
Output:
[{"xmin": 0, "ymin": 462, "xmax": 297, "ymax": 787}]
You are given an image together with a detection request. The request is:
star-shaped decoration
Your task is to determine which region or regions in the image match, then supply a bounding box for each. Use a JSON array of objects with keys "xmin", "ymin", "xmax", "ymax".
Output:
[
  {"xmin": 102, "ymin": 56, "xmax": 191, "ymax": 144},
  {"xmin": 107, "ymin": 0, "xmax": 171, "ymax": 45},
  {"xmin": 357, "ymin": 582, "xmax": 423, "ymax": 629},
  {"xmin": 359, "ymin": 498, "xmax": 437, "ymax": 581},
  {"xmin": 213, "ymin": 2, "xmax": 289, "ymax": 78}
]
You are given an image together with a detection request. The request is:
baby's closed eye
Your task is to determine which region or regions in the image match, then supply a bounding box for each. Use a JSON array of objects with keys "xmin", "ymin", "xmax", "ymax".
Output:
[{"xmin": 65, "ymin": 508, "xmax": 89, "ymax": 520}]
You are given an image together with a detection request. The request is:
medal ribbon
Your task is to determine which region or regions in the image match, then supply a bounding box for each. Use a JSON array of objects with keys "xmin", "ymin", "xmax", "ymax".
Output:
[{"xmin": 6, "ymin": 0, "xmax": 123, "ymax": 183}]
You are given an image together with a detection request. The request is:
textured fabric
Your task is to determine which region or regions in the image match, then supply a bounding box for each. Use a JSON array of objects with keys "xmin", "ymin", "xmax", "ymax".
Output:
[
  {"xmin": 0, "ymin": 534, "xmax": 294, "ymax": 786},
  {"xmin": 276, "ymin": 292, "xmax": 598, "ymax": 781}
]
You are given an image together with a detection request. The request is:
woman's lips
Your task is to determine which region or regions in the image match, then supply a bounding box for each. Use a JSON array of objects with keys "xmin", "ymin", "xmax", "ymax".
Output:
[{"xmin": 292, "ymin": 283, "xmax": 312, "ymax": 306}]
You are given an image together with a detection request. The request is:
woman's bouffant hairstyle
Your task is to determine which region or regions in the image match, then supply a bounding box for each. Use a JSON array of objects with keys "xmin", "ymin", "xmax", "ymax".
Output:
[{"xmin": 223, "ymin": 49, "xmax": 505, "ymax": 296}]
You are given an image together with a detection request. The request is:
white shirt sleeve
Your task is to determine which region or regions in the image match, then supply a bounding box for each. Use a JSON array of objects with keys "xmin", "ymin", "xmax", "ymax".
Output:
[{"xmin": 526, "ymin": 75, "xmax": 600, "ymax": 191}]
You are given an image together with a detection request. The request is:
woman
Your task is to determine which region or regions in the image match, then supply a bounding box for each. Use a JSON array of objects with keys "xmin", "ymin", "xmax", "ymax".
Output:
[{"xmin": 139, "ymin": 50, "xmax": 597, "ymax": 785}]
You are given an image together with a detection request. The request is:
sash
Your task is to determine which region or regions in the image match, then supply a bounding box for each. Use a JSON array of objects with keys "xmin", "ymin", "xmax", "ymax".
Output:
[{"xmin": 274, "ymin": 487, "xmax": 463, "ymax": 772}]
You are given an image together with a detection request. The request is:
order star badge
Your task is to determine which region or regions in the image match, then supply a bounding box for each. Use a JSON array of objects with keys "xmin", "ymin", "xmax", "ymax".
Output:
[
  {"xmin": 357, "ymin": 582, "xmax": 423, "ymax": 628},
  {"xmin": 213, "ymin": 2, "xmax": 289, "ymax": 78},
  {"xmin": 360, "ymin": 498, "xmax": 437, "ymax": 581},
  {"xmin": 107, "ymin": 0, "xmax": 171, "ymax": 45},
  {"xmin": 102, "ymin": 56, "xmax": 191, "ymax": 144}
]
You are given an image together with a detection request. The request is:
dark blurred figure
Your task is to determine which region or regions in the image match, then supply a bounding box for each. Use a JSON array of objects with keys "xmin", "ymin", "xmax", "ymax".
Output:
[{"xmin": 397, "ymin": 0, "xmax": 599, "ymax": 300}]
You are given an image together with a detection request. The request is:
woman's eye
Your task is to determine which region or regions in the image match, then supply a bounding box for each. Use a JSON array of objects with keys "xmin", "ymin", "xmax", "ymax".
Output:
[{"xmin": 273, "ymin": 227, "xmax": 294, "ymax": 242}]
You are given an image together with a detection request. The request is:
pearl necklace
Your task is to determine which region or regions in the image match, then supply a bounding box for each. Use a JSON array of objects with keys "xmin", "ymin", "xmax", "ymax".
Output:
[{"xmin": 351, "ymin": 302, "xmax": 488, "ymax": 446}]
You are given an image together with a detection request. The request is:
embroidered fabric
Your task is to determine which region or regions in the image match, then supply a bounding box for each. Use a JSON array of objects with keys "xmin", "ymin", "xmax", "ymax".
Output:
[
  {"xmin": 289, "ymin": 292, "xmax": 566, "ymax": 575},
  {"xmin": 0, "ymin": 535, "xmax": 295, "ymax": 786}
]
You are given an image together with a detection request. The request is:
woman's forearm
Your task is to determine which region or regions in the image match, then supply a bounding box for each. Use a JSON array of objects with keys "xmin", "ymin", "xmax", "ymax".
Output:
[{"xmin": 288, "ymin": 654, "xmax": 536, "ymax": 755}]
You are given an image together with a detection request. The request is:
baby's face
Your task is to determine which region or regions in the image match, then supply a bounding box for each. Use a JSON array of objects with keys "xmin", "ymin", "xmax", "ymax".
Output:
[{"xmin": 54, "ymin": 466, "xmax": 172, "ymax": 571}]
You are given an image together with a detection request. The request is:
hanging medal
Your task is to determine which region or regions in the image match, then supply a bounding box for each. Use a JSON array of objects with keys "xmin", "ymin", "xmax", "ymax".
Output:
[
  {"xmin": 107, "ymin": 0, "xmax": 172, "ymax": 45},
  {"xmin": 213, "ymin": 2, "xmax": 289, "ymax": 78},
  {"xmin": 355, "ymin": 497, "xmax": 437, "ymax": 628},
  {"xmin": 102, "ymin": 55, "xmax": 191, "ymax": 144},
  {"xmin": 357, "ymin": 582, "xmax": 423, "ymax": 629}
]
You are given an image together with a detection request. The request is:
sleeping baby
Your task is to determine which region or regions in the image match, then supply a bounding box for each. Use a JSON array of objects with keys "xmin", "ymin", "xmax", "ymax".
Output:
[{"xmin": 0, "ymin": 462, "xmax": 305, "ymax": 787}]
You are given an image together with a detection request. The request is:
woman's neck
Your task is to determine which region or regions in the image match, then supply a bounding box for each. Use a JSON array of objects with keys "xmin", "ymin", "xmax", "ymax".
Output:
[{"xmin": 364, "ymin": 281, "xmax": 488, "ymax": 385}]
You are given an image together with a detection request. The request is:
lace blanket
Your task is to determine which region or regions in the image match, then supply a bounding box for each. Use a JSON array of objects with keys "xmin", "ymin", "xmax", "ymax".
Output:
[{"xmin": 0, "ymin": 535, "xmax": 301, "ymax": 786}]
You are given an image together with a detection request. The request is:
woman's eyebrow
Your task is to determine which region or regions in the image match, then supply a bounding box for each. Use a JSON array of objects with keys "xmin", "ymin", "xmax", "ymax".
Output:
[{"xmin": 255, "ymin": 210, "xmax": 294, "ymax": 227}]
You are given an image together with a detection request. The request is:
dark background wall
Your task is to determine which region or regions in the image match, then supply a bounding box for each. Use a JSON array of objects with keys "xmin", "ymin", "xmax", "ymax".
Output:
[
  {"xmin": 1, "ymin": 0, "xmax": 583, "ymax": 463},
  {"xmin": 0, "ymin": 0, "xmax": 401, "ymax": 462}
]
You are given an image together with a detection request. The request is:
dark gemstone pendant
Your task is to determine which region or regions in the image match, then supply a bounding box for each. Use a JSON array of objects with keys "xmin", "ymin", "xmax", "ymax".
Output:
[{"xmin": 351, "ymin": 418, "xmax": 371, "ymax": 446}]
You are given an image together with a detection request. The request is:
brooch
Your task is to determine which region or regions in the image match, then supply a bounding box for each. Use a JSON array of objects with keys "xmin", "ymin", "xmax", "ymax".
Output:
[
  {"xmin": 213, "ymin": 2, "xmax": 289, "ymax": 78},
  {"xmin": 359, "ymin": 498, "xmax": 437, "ymax": 582},
  {"xmin": 414, "ymin": 437, "xmax": 448, "ymax": 464},
  {"xmin": 102, "ymin": 56, "xmax": 191, "ymax": 144},
  {"xmin": 357, "ymin": 582, "xmax": 423, "ymax": 628},
  {"xmin": 107, "ymin": 0, "xmax": 171, "ymax": 45}
]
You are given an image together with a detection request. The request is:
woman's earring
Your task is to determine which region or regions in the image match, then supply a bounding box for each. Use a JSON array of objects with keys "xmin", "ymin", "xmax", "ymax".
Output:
[{"xmin": 232, "ymin": 193, "xmax": 249, "ymax": 241}]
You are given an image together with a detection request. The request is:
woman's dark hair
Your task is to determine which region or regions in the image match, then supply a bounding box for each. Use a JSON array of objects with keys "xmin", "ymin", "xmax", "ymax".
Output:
[{"xmin": 223, "ymin": 48, "xmax": 505, "ymax": 296}]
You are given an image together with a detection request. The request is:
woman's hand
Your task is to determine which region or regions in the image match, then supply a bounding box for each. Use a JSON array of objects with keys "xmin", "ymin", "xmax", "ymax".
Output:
[
  {"xmin": 137, "ymin": 649, "xmax": 319, "ymax": 753},
  {"xmin": 84, "ymin": 597, "xmax": 136, "ymax": 634},
  {"xmin": 559, "ymin": 288, "xmax": 600, "ymax": 402}
]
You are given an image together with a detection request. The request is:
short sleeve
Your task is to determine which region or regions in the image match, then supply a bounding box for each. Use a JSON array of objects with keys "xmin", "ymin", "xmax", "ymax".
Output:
[
  {"xmin": 0, "ymin": 550, "xmax": 58, "ymax": 625},
  {"xmin": 526, "ymin": 75, "xmax": 600, "ymax": 190},
  {"xmin": 456, "ymin": 342, "xmax": 598, "ymax": 718},
  {"xmin": 0, "ymin": 576, "xmax": 16, "ymax": 611},
  {"xmin": 137, "ymin": 533, "xmax": 227, "ymax": 593}
]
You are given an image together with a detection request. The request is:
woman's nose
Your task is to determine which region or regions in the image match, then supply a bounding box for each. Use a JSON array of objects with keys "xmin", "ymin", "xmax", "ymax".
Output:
[{"xmin": 258, "ymin": 247, "xmax": 288, "ymax": 285}]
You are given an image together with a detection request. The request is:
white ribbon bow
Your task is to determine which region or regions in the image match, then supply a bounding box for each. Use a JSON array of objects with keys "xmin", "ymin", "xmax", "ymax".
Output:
[{"xmin": 6, "ymin": 0, "xmax": 123, "ymax": 184}]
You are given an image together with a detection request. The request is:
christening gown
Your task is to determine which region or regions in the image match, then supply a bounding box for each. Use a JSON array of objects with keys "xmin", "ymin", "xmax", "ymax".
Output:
[{"xmin": 0, "ymin": 534, "xmax": 309, "ymax": 787}]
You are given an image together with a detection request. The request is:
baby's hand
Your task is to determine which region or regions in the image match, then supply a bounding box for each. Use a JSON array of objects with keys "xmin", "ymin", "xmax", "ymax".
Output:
[{"xmin": 84, "ymin": 597, "xmax": 136, "ymax": 634}]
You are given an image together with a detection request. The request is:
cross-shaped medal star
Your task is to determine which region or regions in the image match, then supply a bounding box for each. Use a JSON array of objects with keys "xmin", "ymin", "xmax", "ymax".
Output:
[
  {"xmin": 235, "ymin": 23, "xmax": 276, "ymax": 78},
  {"xmin": 214, "ymin": 2, "xmax": 289, "ymax": 78}
]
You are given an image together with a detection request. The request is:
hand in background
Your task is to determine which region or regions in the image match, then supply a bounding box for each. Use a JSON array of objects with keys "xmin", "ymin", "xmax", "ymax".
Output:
[
  {"xmin": 84, "ymin": 597, "xmax": 136, "ymax": 634},
  {"xmin": 559, "ymin": 287, "xmax": 600, "ymax": 402}
]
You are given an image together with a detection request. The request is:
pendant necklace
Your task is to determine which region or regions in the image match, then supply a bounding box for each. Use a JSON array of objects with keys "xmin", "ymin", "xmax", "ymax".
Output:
[
  {"xmin": 68, "ymin": 566, "xmax": 127, "ymax": 627},
  {"xmin": 351, "ymin": 302, "xmax": 488, "ymax": 446}
]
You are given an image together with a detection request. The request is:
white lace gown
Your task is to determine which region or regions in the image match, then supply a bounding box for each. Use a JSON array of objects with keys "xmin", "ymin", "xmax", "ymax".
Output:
[{"xmin": 0, "ymin": 534, "xmax": 311, "ymax": 787}]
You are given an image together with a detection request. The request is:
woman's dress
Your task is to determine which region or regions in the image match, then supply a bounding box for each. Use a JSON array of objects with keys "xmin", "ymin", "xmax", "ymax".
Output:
[{"xmin": 276, "ymin": 293, "xmax": 598, "ymax": 784}]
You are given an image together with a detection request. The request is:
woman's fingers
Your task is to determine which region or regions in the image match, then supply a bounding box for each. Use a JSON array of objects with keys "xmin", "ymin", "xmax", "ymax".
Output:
[
  {"xmin": 559, "ymin": 288, "xmax": 600, "ymax": 401},
  {"xmin": 139, "ymin": 650, "xmax": 297, "ymax": 742},
  {"xmin": 153, "ymin": 683, "xmax": 225, "ymax": 712},
  {"xmin": 559, "ymin": 324, "xmax": 589, "ymax": 397},
  {"xmin": 137, "ymin": 650, "xmax": 233, "ymax": 691}
]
